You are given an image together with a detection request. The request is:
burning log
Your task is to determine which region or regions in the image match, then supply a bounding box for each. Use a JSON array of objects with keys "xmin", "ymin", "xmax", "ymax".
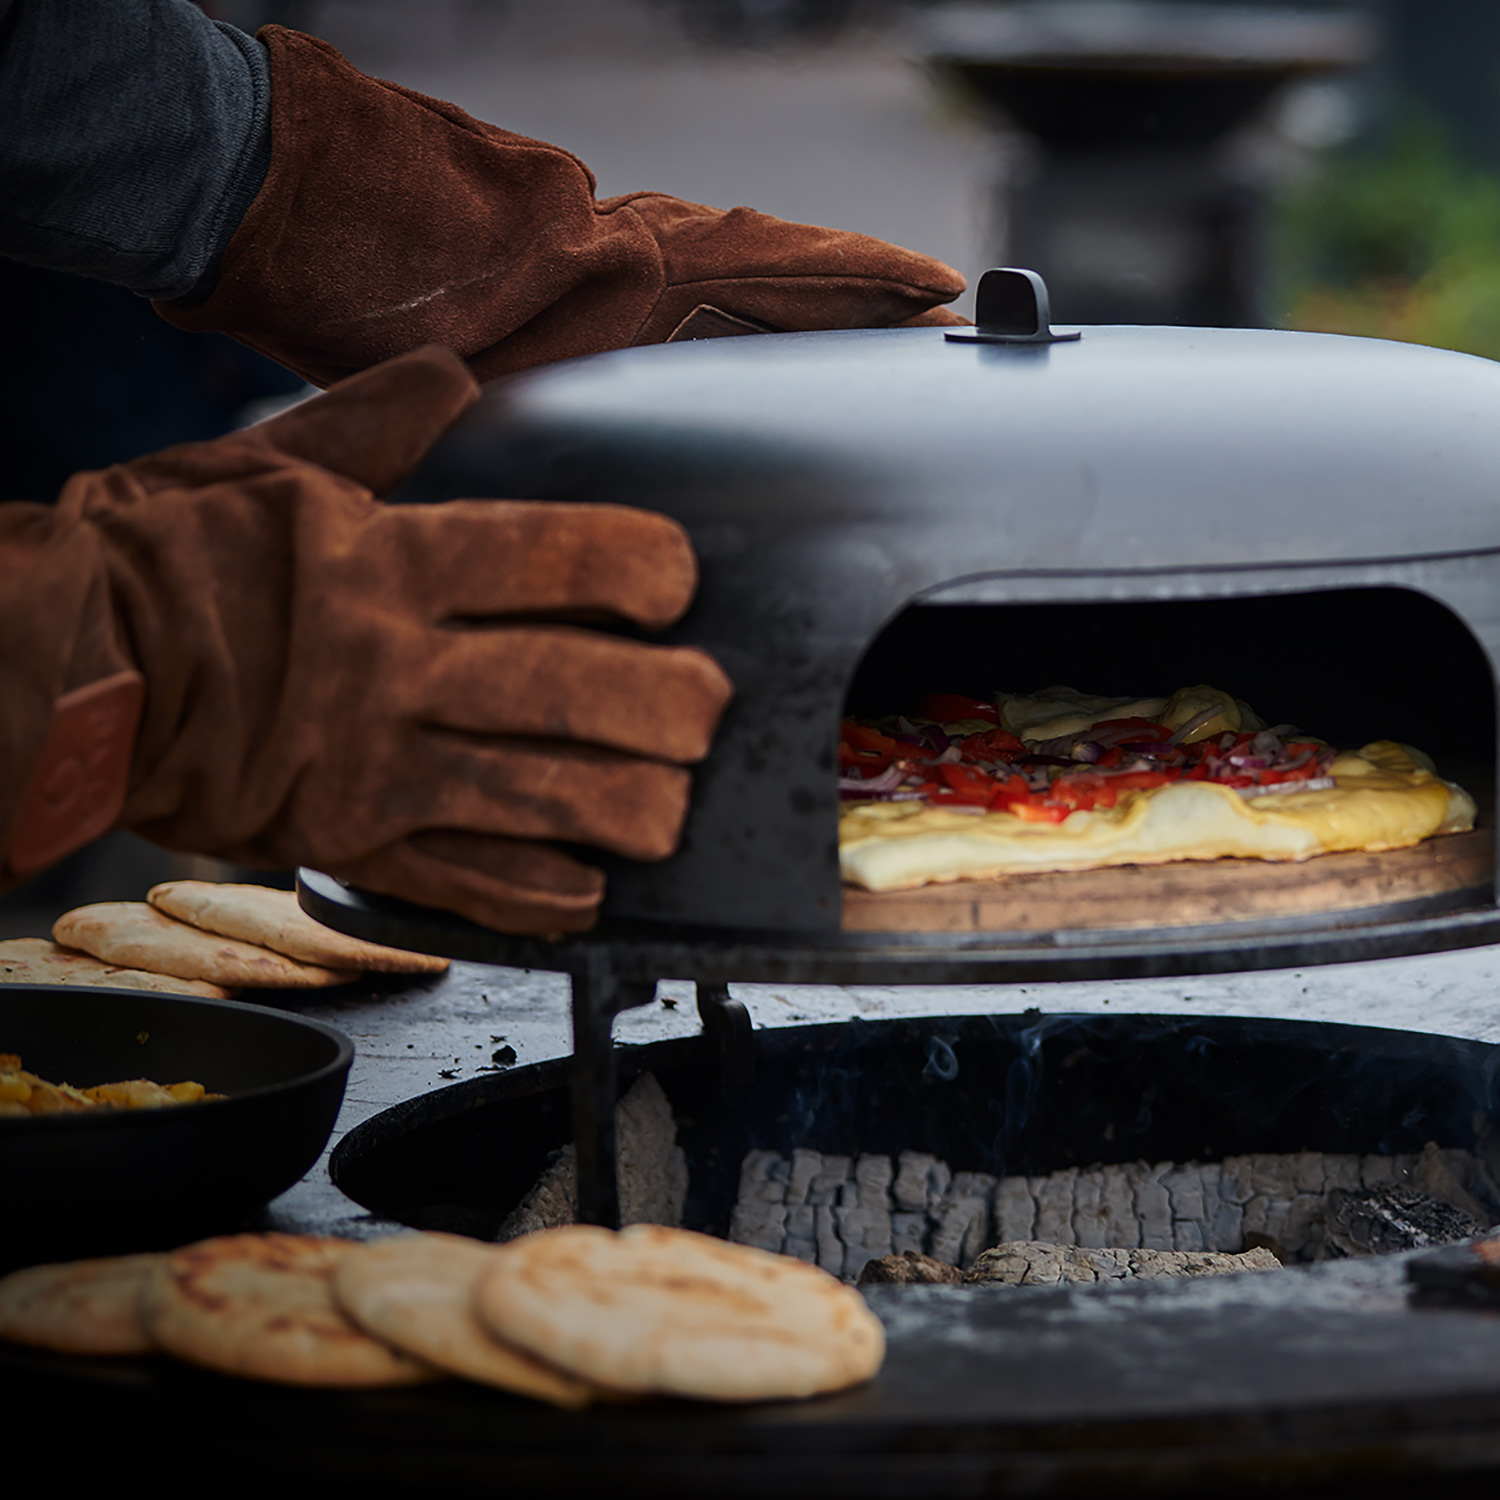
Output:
[
  {"xmin": 959, "ymin": 1241, "xmax": 1281, "ymax": 1287},
  {"xmin": 1324, "ymin": 1186, "xmax": 1484, "ymax": 1256},
  {"xmin": 729, "ymin": 1144, "xmax": 1499, "ymax": 1279},
  {"xmin": 858, "ymin": 1251, "xmax": 965, "ymax": 1285}
]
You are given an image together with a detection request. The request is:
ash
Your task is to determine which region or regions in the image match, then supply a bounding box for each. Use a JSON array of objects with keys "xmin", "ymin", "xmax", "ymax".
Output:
[{"xmin": 729, "ymin": 1141, "xmax": 1497, "ymax": 1281}]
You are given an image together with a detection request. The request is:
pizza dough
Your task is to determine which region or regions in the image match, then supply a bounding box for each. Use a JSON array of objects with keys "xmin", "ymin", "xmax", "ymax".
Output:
[
  {"xmin": 474, "ymin": 1224, "xmax": 886, "ymax": 1402},
  {"xmin": 52, "ymin": 904, "xmax": 356, "ymax": 989},
  {"xmin": 331, "ymin": 1232, "xmax": 597, "ymax": 1407},
  {"xmin": 0, "ymin": 937, "xmax": 232, "ymax": 998},
  {"xmin": 148, "ymin": 882, "xmax": 450, "ymax": 975},
  {"xmin": 0, "ymin": 1252, "xmax": 163, "ymax": 1355},
  {"xmin": 139, "ymin": 1233, "xmax": 440, "ymax": 1387}
]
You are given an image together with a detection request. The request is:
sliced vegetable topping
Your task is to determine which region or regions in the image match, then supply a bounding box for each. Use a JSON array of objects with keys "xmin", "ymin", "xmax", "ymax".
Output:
[{"xmin": 838, "ymin": 701, "xmax": 1337, "ymax": 818}]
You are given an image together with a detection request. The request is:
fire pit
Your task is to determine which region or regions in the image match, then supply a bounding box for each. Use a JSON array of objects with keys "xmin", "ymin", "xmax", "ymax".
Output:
[{"xmin": 330, "ymin": 1011, "xmax": 1500, "ymax": 1264}]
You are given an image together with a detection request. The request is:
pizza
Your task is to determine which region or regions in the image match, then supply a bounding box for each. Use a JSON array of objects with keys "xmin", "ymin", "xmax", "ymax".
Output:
[{"xmin": 838, "ymin": 684, "xmax": 1476, "ymax": 894}]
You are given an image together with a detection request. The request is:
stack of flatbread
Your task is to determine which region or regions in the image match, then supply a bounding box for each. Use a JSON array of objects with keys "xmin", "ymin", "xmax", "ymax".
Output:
[
  {"xmin": 0, "ymin": 1225, "xmax": 887, "ymax": 1404},
  {"xmin": 0, "ymin": 881, "xmax": 448, "ymax": 999}
]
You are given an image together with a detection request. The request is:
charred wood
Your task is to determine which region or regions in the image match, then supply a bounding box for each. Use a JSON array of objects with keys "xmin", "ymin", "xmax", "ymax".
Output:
[
  {"xmin": 727, "ymin": 1145, "xmax": 1497, "ymax": 1279},
  {"xmin": 964, "ymin": 1241, "xmax": 1282, "ymax": 1287}
]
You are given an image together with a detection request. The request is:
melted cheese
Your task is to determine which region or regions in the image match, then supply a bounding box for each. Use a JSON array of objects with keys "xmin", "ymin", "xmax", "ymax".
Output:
[
  {"xmin": 839, "ymin": 741, "xmax": 1475, "ymax": 893},
  {"xmin": 997, "ymin": 683, "xmax": 1255, "ymax": 745}
]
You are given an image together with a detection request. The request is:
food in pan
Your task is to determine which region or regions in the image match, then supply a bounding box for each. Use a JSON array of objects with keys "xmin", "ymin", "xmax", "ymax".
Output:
[
  {"xmin": 0, "ymin": 1054, "xmax": 222, "ymax": 1116},
  {"xmin": 147, "ymin": 882, "xmax": 450, "ymax": 974},
  {"xmin": 52, "ymin": 902, "xmax": 358, "ymax": 989},
  {"xmin": 0, "ymin": 937, "xmax": 231, "ymax": 998},
  {"xmin": 838, "ymin": 685, "xmax": 1477, "ymax": 893}
]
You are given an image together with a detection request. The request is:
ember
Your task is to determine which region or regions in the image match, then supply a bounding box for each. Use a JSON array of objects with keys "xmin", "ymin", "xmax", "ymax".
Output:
[{"xmin": 726, "ymin": 1142, "xmax": 1496, "ymax": 1280}]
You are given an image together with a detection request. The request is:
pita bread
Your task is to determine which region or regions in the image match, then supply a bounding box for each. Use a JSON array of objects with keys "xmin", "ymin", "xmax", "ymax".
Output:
[
  {"xmin": 0, "ymin": 1252, "xmax": 163, "ymax": 1355},
  {"xmin": 474, "ymin": 1224, "xmax": 886, "ymax": 1402},
  {"xmin": 53, "ymin": 904, "xmax": 356, "ymax": 989},
  {"xmin": 139, "ymin": 1233, "xmax": 440, "ymax": 1386},
  {"xmin": 0, "ymin": 937, "xmax": 232, "ymax": 999},
  {"xmin": 332, "ymin": 1232, "xmax": 596, "ymax": 1407},
  {"xmin": 148, "ymin": 882, "xmax": 449, "ymax": 975}
]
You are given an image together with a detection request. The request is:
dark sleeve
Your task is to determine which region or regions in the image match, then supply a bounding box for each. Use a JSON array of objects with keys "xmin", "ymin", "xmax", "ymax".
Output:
[{"xmin": 0, "ymin": 0, "xmax": 271, "ymax": 300}]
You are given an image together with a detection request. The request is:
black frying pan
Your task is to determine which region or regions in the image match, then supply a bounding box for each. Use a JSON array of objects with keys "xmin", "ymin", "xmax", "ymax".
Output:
[{"xmin": 0, "ymin": 985, "xmax": 352, "ymax": 1268}]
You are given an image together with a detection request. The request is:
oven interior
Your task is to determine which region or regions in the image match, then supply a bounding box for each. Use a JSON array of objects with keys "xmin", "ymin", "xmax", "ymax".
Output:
[{"xmin": 845, "ymin": 587, "xmax": 1494, "ymax": 789}]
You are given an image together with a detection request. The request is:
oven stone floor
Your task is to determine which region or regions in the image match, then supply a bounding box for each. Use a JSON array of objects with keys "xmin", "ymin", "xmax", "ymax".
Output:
[{"xmin": 264, "ymin": 942, "xmax": 1500, "ymax": 1241}]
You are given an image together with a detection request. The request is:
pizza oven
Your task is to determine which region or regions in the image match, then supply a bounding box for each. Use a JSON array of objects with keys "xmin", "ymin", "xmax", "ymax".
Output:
[{"xmin": 310, "ymin": 269, "xmax": 1500, "ymax": 958}]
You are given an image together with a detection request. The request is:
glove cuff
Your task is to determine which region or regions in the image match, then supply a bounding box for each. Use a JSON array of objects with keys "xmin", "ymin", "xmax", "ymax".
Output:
[
  {"xmin": 0, "ymin": 505, "xmax": 141, "ymax": 881},
  {"xmin": 7, "ymin": 671, "xmax": 145, "ymax": 877}
]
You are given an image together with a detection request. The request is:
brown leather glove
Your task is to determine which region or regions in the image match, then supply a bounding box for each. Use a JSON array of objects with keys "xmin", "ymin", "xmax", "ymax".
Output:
[
  {"xmin": 155, "ymin": 27, "xmax": 967, "ymax": 387},
  {"xmin": 0, "ymin": 346, "xmax": 732, "ymax": 934}
]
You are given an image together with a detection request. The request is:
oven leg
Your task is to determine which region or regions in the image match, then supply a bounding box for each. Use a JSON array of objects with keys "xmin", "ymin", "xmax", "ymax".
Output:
[
  {"xmin": 570, "ymin": 960, "xmax": 656, "ymax": 1229},
  {"xmin": 696, "ymin": 982, "xmax": 755, "ymax": 1094}
]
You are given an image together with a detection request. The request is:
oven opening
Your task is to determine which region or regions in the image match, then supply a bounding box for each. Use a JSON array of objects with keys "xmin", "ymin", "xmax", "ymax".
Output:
[{"xmin": 838, "ymin": 587, "xmax": 1496, "ymax": 934}]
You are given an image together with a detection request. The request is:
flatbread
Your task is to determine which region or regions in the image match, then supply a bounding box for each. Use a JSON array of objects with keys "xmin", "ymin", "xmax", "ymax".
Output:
[
  {"xmin": 0, "ymin": 1252, "xmax": 163, "ymax": 1355},
  {"xmin": 52, "ymin": 904, "xmax": 356, "ymax": 989},
  {"xmin": 474, "ymin": 1224, "xmax": 886, "ymax": 1402},
  {"xmin": 0, "ymin": 937, "xmax": 232, "ymax": 999},
  {"xmin": 139, "ymin": 1233, "xmax": 440, "ymax": 1386},
  {"xmin": 332, "ymin": 1232, "xmax": 597, "ymax": 1407},
  {"xmin": 148, "ymin": 882, "xmax": 449, "ymax": 975}
]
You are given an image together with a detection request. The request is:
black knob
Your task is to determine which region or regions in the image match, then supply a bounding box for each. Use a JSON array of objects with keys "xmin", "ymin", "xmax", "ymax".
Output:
[{"xmin": 945, "ymin": 268, "xmax": 1082, "ymax": 345}]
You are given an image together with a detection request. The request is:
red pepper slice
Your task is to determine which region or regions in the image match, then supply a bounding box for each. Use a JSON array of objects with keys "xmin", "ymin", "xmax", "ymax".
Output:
[
  {"xmin": 937, "ymin": 762, "xmax": 996, "ymax": 805},
  {"xmin": 988, "ymin": 774, "xmax": 1032, "ymax": 810},
  {"xmin": 1051, "ymin": 785, "xmax": 1093, "ymax": 811},
  {"xmin": 1011, "ymin": 800, "xmax": 1070, "ymax": 824},
  {"xmin": 959, "ymin": 727, "xmax": 1027, "ymax": 762},
  {"xmin": 916, "ymin": 693, "xmax": 999, "ymax": 725},
  {"xmin": 838, "ymin": 741, "xmax": 889, "ymax": 768},
  {"xmin": 840, "ymin": 720, "xmax": 910, "ymax": 764}
]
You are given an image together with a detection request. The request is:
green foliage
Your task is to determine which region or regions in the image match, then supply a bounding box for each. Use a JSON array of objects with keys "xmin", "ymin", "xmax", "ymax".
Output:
[{"xmin": 1275, "ymin": 121, "xmax": 1500, "ymax": 361}]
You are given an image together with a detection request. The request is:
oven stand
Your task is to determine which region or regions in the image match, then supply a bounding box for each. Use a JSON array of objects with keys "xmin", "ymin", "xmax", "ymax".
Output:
[
  {"xmin": 293, "ymin": 869, "xmax": 1500, "ymax": 1231},
  {"xmin": 570, "ymin": 964, "xmax": 753, "ymax": 1227}
]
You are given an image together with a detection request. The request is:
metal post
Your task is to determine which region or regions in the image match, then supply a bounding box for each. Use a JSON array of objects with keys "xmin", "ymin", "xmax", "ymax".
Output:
[
  {"xmin": 696, "ymin": 981, "xmax": 755, "ymax": 1094},
  {"xmin": 570, "ymin": 956, "xmax": 656, "ymax": 1227}
]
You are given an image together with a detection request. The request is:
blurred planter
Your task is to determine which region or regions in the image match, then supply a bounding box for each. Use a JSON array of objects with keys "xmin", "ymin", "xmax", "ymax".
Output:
[{"xmin": 918, "ymin": 1, "xmax": 1373, "ymax": 326}]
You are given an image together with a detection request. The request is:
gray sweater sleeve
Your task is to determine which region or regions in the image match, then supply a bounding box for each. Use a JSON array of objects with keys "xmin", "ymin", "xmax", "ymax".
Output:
[{"xmin": 0, "ymin": 0, "xmax": 271, "ymax": 301}]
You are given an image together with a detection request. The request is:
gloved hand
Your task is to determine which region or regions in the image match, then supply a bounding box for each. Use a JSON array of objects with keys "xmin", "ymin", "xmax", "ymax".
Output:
[
  {"xmin": 0, "ymin": 346, "xmax": 732, "ymax": 934},
  {"xmin": 156, "ymin": 27, "xmax": 967, "ymax": 387}
]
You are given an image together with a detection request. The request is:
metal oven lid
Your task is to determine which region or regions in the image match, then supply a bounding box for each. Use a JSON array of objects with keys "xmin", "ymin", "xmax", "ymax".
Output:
[{"xmin": 385, "ymin": 312, "xmax": 1500, "ymax": 953}]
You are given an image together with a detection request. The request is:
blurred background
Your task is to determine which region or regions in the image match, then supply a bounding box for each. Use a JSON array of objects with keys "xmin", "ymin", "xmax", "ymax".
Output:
[{"xmin": 6, "ymin": 0, "xmax": 1500, "ymax": 932}]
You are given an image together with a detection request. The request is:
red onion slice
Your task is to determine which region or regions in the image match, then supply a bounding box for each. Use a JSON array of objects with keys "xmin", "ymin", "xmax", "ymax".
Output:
[
  {"xmin": 1237, "ymin": 777, "xmax": 1336, "ymax": 799},
  {"xmin": 838, "ymin": 764, "xmax": 906, "ymax": 795}
]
